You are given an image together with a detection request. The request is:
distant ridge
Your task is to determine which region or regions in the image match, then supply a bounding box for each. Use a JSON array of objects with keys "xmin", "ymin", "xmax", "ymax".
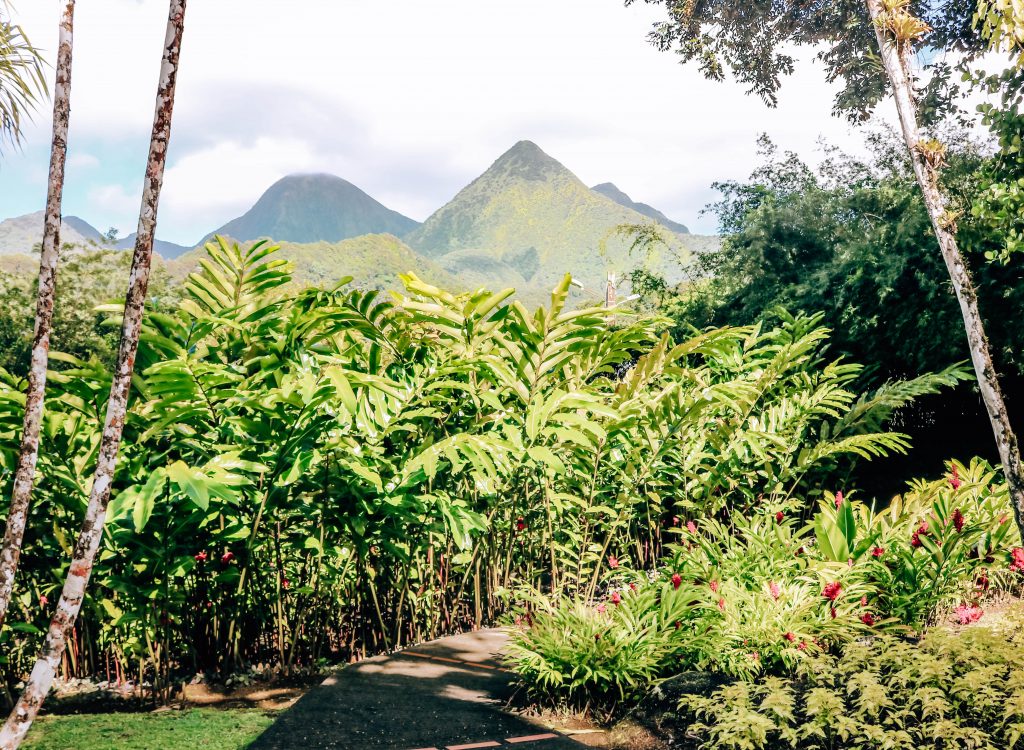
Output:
[
  {"xmin": 591, "ymin": 182, "xmax": 690, "ymax": 234},
  {"xmin": 203, "ymin": 174, "xmax": 420, "ymax": 245},
  {"xmin": 116, "ymin": 233, "xmax": 193, "ymax": 259},
  {"xmin": 0, "ymin": 211, "xmax": 107, "ymax": 255}
]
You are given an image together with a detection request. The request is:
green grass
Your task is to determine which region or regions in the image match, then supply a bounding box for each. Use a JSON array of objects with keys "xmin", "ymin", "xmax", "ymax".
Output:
[{"xmin": 23, "ymin": 708, "xmax": 276, "ymax": 750}]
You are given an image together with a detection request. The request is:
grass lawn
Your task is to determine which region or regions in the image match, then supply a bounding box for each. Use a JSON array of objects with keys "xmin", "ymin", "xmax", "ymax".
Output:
[{"xmin": 22, "ymin": 707, "xmax": 276, "ymax": 750}]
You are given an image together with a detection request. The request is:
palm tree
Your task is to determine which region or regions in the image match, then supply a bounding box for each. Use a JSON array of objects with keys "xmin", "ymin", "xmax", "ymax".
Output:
[
  {"xmin": 0, "ymin": 0, "xmax": 47, "ymax": 151},
  {"xmin": 0, "ymin": 0, "xmax": 187, "ymax": 746},
  {"xmin": 863, "ymin": 0, "xmax": 1024, "ymax": 537},
  {"xmin": 0, "ymin": 0, "xmax": 75, "ymax": 633}
]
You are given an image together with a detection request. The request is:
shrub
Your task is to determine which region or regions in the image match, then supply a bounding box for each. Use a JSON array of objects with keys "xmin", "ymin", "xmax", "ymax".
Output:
[{"xmin": 684, "ymin": 610, "xmax": 1024, "ymax": 749}]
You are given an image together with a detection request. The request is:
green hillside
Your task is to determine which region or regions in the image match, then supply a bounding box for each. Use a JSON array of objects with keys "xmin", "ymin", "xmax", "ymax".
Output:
[
  {"xmin": 203, "ymin": 174, "xmax": 420, "ymax": 246},
  {"xmin": 403, "ymin": 141, "xmax": 696, "ymax": 297},
  {"xmin": 170, "ymin": 234, "xmax": 460, "ymax": 292}
]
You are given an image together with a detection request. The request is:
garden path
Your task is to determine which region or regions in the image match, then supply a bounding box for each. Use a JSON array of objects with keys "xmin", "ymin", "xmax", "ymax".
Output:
[{"xmin": 247, "ymin": 629, "xmax": 586, "ymax": 750}]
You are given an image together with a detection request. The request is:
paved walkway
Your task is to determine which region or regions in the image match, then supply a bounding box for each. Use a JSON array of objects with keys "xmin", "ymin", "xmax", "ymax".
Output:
[{"xmin": 248, "ymin": 629, "xmax": 586, "ymax": 750}]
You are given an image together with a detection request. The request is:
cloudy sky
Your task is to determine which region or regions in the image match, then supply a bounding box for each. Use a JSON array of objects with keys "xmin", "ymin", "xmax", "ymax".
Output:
[{"xmin": 0, "ymin": 0, "xmax": 895, "ymax": 245}]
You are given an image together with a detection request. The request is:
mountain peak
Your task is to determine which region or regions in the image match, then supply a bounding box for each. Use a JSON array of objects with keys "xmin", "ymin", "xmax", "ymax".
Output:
[
  {"xmin": 203, "ymin": 173, "xmax": 420, "ymax": 245},
  {"xmin": 488, "ymin": 140, "xmax": 571, "ymax": 182}
]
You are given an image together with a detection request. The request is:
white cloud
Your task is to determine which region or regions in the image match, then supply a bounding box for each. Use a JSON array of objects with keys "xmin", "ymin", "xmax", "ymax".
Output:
[
  {"xmin": 68, "ymin": 153, "xmax": 100, "ymax": 169},
  {"xmin": 88, "ymin": 183, "xmax": 139, "ymax": 215}
]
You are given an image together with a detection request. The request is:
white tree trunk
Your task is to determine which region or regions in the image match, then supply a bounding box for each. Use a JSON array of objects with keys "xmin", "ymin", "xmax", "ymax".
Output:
[
  {"xmin": 0, "ymin": 0, "xmax": 75, "ymax": 632},
  {"xmin": 0, "ymin": 1, "xmax": 186, "ymax": 746},
  {"xmin": 865, "ymin": 0, "xmax": 1024, "ymax": 539}
]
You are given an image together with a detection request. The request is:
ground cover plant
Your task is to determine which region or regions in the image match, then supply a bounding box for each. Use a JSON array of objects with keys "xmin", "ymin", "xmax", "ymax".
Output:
[{"xmin": 0, "ymin": 239, "xmax": 956, "ymax": 700}]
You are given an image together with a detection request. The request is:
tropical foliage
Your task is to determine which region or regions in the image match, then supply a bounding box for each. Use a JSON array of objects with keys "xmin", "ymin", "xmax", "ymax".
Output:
[
  {"xmin": 504, "ymin": 461, "xmax": 1019, "ymax": 709},
  {"xmin": 0, "ymin": 238, "xmax": 954, "ymax": 696}
]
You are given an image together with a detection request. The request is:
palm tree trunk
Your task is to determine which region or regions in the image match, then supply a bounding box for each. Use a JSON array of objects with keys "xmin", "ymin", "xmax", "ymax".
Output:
[
  {"xmin": 0, "ymin": 1, "xmax": 186, "ymax": 746},
  {"xmin": 865, "ymin": 0, "xmax": 1024, "ymax": 539},
  {"xmin": 0, "ymin": 0, "xmax": 75, "ymax": 632}
]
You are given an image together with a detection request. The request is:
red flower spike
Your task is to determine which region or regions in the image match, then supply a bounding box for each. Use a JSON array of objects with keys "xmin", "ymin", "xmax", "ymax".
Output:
[
  {"xmin": 910, "ymin": 532, "xmax": 922, "ymax": 549},
  {"xmin": 629, "ymin": 582, "xmax": 637, "ymax": 591},
  {"xmin": 515, "ymin": 517, "xmax": 526, "ymax": 532},
  {"xmin": 952, "ymin": 508, "xmax": 965, "ymax": 533},
  {"xmin": 1010, "ymin": 548, "xmax": 1024, "ymax": 572},
  {"xmin": 194, "ymin": 551, "xmax": 208, "ymax": 563},
  {"xmin": 610, "ymin": 591, "xmax": 622, "ymax": 606},
  {"xmin": 608, "ymin": 555, "xmax": 619, "ymax": 569},
  {"xmin": 717, "ymin": 598, "xmax": 726, "ymax": 611},
  {"xmin": 830, "ymin": 607, "xmax": 837, "ymax": 619},
  {"xmin": 798, "ymin": 641, "xmax": 808, "ymax": 651},
  {"xmin": 783, "ymin": 631, "xmax": 796, "ymax": 643},
  {"xmin": 861, "ymin": 612, "xmax": 876, "ymax": 626},
  {"xmin": 775, "ymin": 511, "xmax": 784, "ymax": 523},
  {"xmin": 822, "ymin": 581, "xmax": 842, "ymax": 602},
  {"xmin": 671, "ymin": 573, "xmax": 682, "ymax": 590},
  {"xmin": 221, "ymin": 551, "xmax": 235, "ymax": 564},
  {"xmin": 871, "ymin": 546, "xmax": 885, "ymax": 558},
  {"xmin": 596, "ymin": 603, "xmax": 606, "ymax": 614},
  {"xmin": 950, "ymin": 466, "xmax": 962, "ymax": 490},
  {"xmin": 709, "ymin": 580, "xmax": 719, "ymax": 593}
]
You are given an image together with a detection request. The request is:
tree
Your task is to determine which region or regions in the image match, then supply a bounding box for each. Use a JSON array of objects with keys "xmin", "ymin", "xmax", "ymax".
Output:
[
  {"xmin": 627, "ymin": 0, "xmax": 1024, "ymax": 540},
  {"xmin": 0, "ymin": 0, "xmax": 186, "ymax": 745},
  {"xmin": 0, "ymin": 0, "xmax": 74, "ymax": 633},
  {"xmin": 0, "ymin": 1, "xmax": 47, "ymax": 151}
]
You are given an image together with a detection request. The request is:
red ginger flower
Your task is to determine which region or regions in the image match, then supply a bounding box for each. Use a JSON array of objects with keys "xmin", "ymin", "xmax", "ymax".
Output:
[
  {"xmin": 671, "ymin": 573, "xmax": 682, "ymax": 590},
  {"xmin": 629, "ymin": 582, "xmax": 637, "ymax": 591},
  {"xmin": 830, "ymin": 607, "xmax": 838, "ymax": 619},
  {"xmin": 775, "ymin": 511, "xmax": 785, "ymax": 523},
  {"xmin": 871, "ymin": 546, "xmax": 885, "ymax": 558},
  {"xmin": 952, "ymin": 508, "xmax": 965, "ymax": 533},
  {"xmin": 950, "ymin": 466, "xmax": 962, "ymax": 490},
  {"xmin": 861, "ymin": 612, "xmax": 876, "ymax": 626},
  {"xmin": 709, "ymin": 579, "xmax": 719, "ymax": 593},
  {"xmin": 1010, "ymin": 547, "xmax": 1024, "ymax": 572},
  {"xmin": 221, "ymin": 551, "xmax": 235, "ymax": 564},
  {"xmin": 783, "ymin": 631, "xmax": 796, "ymax": 642},
  {"xmin": 822, "ymin": 581, "xmax": 842, "ymax": 602},
  {"xmin": 194, "ymin": 551, "xmax": 208, "ymax": 562},
  {"xmin": 515, "ymin": 517, "xmax": 526, "ymax": 532},
  {"xmin": 607, "ymin": 555, "xmax": 619, "ymax": 569},
  {"xmin": 610, "ymin": 591, "xmax": 621, "ymax": 605},
  {"xmin": 798, "ymin": 641, "xmax": 808, "ymax": 651}
]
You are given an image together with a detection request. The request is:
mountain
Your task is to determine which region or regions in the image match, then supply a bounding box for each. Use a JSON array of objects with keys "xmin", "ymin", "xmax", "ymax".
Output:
[
  {"xmin": 403, "ymin": 140, "xmax": 692, "ymax": 296},
  {"xmin": 591, "ymin": 182, "xmax": 690, "ymax": 234},
  {"xmin": 115, "ymin": 233, "xmax": 193, "ymax": 259},
  {"xmin": 0, "ymin": 211, "xmax": 109, "ymax": 255},
  {"xmin": 203, "ymin": 174, "xmax": 421, "ymax": 246}
]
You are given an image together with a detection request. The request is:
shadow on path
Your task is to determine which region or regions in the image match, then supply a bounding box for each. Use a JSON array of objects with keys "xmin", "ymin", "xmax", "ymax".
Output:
[{"xmin": 248, "ymin": 629, "xmax": 585, "ymax": 750}]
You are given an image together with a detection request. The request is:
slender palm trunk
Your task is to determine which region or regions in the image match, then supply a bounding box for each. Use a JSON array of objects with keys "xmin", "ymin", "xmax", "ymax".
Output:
[
  {"xmin": 0, "ymin": 2, "xmax": 186, "ymax": 746},
  {"xmin": 865, "ymin": 0, "xmax": 1024, "ymax": 539},
  {"xmin": 0, "ymin": 0, "xmax": 75, "ymax": 632}
]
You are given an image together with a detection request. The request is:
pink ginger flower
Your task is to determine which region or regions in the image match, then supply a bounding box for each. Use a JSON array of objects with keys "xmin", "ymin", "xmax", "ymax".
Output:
[
  {"xmin": 610, "ymin": 591, "xmax": 622, "ymax": 606},
  {"xmin": 834, "ymin": 491, "xmax": 844, "ymax": 508},
  {"xmin": 768, "ymin": 581, "xmax": 781, "ymax": 601},
  {"xmin": 709, "ymin": 579, "xmax": 719, "ymax": 593},
  {"xmin": 717, "ymin": 598, "xmax": 726, "ymax": 611},
  {"xmin": 954, "ymin": 603, "xmax": 984, "ymax": 625},
  {"xmin": 686, "ymin": 520, "xmax": 698, "ymax": 534},
  {"xmin": 596, "ymin": 603, "xmax": 607, "ymax": 614},
  {"xmin": 1010, "ymin": 548, "xmax": 1024, "ymax": 573},
  {"xmin": 607, "ymin": 555, "xmax": 619, "ymax": 569}
]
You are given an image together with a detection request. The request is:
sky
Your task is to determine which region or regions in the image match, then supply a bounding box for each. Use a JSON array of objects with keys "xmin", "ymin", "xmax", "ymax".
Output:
[{"xmin": 0, "ymin": 0, "xmax": 897, "ymax": 245}]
